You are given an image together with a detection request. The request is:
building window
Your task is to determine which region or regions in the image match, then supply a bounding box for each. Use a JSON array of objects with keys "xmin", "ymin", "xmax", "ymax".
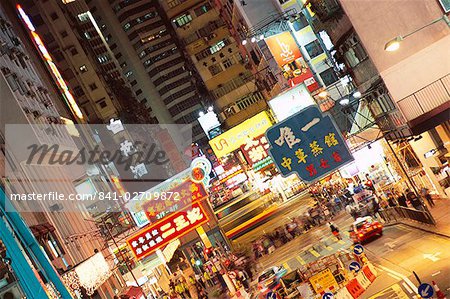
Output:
[
  {"xmin": 70, "ymin": 48, "xmax": 78, "ymax": 56},
  {"xmin": 79, "ymin": 65, "xmax": 88, "ymax": 73},
  {"xmin": 222, "ymin": 57, "xmax": 235, "ymax": 69},
  {"xmin": 168, "ymin": 0, "xmax": 183, "ymax": 8},
  {"xmin": 292, "ymin": 13, "xmax": 309, "ymax": 31},
  {"xmin": 60, "ymin": 30, "xmax": 68, "ymax": 38},
  {"xmin": 173, "ymin": 14, "xmax": 192, "ymax": 27},
  {"xmin": 97, "ymin": 54, "xmax": 110, "ymax": 64},
  {"xmin": 53, "ymin": 50, "xmax": 64, "ymax": 62},
  {"xmin": 304, "ymin": 40, "xmax": 324, "ymax": 59},
  {"xmin": 73, "ymin": 86, "xmax": 85, "ymax": 97},
  {"xmin": 98, "ymin": 99, "xmax": 108, "ymax": 108},
  {"xmin": 50, "ymin": 12, "xmax": 58, "ymax": 20},
  {"xmin": 77, "ymin": 12, "xmax": 90, "ymax": 22},
  {"xmin": 341, "ymin": 33, "xmax": 368, "ymax": 67},
  {"xmin": 210, "ymin": 40, "xmax": 226, "ymax": 55},
  {"xmin": 89, "ymin": 83, "xmax": 98, "ymax": 91},
  {"xmin": 319, "ymin": 68, "xmax": 339, "ymax": 86},
  {"xmin": 194, "ymin": 3, "xmax": 212, "ymax": 17},
  {"xmin": 208, "ymin": 64, "xmax": 223, "ymax": 76}
]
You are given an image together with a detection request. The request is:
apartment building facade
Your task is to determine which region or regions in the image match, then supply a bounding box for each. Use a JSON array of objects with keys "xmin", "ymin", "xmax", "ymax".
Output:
[
  {"xmin": 160, "ymin": 0, "xmax": 268, "ymax": 129},
  {"xmin": 309, "ymin": 0, "xmax": 450, "ymax": 197},
  {"xmin": 0, "ymin": 4, "xmax": 127, "ymax": 297},
  {"xmin": 87, "ymin": 0, "xmax": 207, "ymax": 143},
  {"xmin": 337, "ymin": 0, "xmax": 450, "ymax": 197}
]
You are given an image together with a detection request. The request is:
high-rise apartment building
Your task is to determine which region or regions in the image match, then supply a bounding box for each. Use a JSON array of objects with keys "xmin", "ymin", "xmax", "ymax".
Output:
[
  {"xmin": 0, "ymin": 4, "xmax": 126, "ymax": 297},
  {"xmin": 10, "ymin": 0, "xmax": 123, "ymax": 124},
  {"xmin": 160, "ymin": 0, "xmax": 268, "ymax": 129},
  {"xmin": 87, "ymin": 0, "xmax": 207, "ymax": 143}
]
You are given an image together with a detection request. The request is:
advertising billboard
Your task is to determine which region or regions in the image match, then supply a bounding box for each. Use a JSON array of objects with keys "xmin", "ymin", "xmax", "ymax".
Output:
[
  {"xmin": 198, "ymin": 111, "xmax": 221, "ymax": 139},
  {"xmin": 127, "ymin": 202, "xmax": 209, "ymax": 260},
  {"xmin": 209, "ymin": 111, "xmax": 272, "ymax": 158},
  {"xmin": 268, "ymin": 83, "xmax": 316, "ymax": 121},
  {"xmin": 265, "ymin": 31, "xmax": 319, "ymax": 92}
]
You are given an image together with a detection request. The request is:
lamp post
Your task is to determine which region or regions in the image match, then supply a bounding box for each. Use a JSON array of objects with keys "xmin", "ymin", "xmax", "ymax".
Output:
[{"xmin": 384, "ymin": 15, "xmax": 450, "ymax": 51}]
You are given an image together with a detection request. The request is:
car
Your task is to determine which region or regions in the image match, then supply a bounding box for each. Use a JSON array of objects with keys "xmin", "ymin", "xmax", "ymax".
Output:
[
  {"xmin": 349, "ymin": 216, "xmax": 383, "ymax": 244},
  {"xmin": 257, "ymin": 266, "xmax": 287, "ymax": 295}
]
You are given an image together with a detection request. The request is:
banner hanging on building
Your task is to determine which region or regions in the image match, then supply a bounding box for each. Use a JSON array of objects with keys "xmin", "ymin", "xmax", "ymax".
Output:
[
  {"xmin": 264, "ymin": 31, "xmax": 319, "ymax": 92},
  {"xmin": 127, "ymin": 202, "xmax": 209, "ymax": 260}
]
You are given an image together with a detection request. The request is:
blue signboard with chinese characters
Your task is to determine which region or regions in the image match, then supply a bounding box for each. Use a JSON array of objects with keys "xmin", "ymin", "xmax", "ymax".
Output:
[{"xmin": 266, "ymin": 106, "xmax": 353, "ymax": 182}]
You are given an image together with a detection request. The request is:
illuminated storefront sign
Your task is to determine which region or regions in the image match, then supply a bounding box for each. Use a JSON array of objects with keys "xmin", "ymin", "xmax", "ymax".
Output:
[
  {"xmin": 264, "ymin": 31, "xmax": 319, "ymax": 92},
  {"xmin": 126, "ymin": 159, "xmax": 211, "ymax": 227},
  {"xmin": 17, "ymin": 4, "xmax": 84, "ymax": 120},
  {"xmin": 240, "ymin": 134, "xmax": 271, "ymax": 167},
  {"xmin": 127, "ymin": 202, "xmax": 209, "ymax": 260},
  {"xmin": 142, "ymin": 180, "xmax": 207, "ymax": 223},
  {"xmin": 269, "ymin": 84, "xmax": 315, "ymax": 121},
  {"xmin": 209, "ymin": 111, "xmax": 272, "ymax": 158}
]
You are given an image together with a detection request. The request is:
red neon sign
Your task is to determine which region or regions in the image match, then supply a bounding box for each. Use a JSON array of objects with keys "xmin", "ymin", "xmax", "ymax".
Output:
[
  {"xmin": 142, "ymin": 181, "xmax": 207, "ymax": 222},
  {"xmin": 127, "ymin": 202, "xmax": 209, "ymax": 260}
]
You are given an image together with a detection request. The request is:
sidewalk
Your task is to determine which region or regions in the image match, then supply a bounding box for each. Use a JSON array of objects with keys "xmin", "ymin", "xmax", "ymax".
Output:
[{"xmin": 384, "ymin": 197, "xmax": 450, "ymax": 238}]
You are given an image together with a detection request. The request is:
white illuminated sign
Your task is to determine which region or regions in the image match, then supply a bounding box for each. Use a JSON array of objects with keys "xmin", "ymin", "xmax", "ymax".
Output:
[{"xmin": 269, "ymin": 84, "xmax": 315, "ymax": 121}]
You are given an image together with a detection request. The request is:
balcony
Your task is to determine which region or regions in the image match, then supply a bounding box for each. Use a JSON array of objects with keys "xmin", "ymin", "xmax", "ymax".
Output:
[
  {"xmin": 223, "ymin": 99, "xmax": 268, "ymax": 129},
  {"xmin": 397, "ymin": 74, "xmax": 450, "ymax": 135},
  {"xmin": 309, "ymin": 0, "xmax": 343, "ymax": 22}
]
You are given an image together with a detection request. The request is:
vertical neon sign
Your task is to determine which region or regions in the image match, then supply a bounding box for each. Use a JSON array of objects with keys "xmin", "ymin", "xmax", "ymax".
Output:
[{"xmin": 17, "ymin": 4, "xmax": 84, "ymax": 120}]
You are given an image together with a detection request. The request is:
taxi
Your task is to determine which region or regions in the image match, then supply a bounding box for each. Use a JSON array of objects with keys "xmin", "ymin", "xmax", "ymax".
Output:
[{"xmin": 348, "ymin": 216, "xmax": 383, "ymax": 244}]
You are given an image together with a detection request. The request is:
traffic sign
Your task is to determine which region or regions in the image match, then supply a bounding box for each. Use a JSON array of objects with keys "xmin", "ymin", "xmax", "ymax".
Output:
[
  {"xmin": 322, "ymin": 292, "xmax": 334, "ymax": 299},
  {"xmin": 418, "ymin": 283, "xmax": 434, "ymax": 298},
  {"xmin": 266, "ymin": 291, "xmax": 278, "ymax": 299},
  {"xmin": 266, "ymin": 106, "xmax": 353, "ymax": 183},
  {"xmin": 353, "ymin": 244, "xmax": 364, "ymax": 255},
  {"xmin": 348, "ymin": 261, "xmax": 361, "ymax": 273}
]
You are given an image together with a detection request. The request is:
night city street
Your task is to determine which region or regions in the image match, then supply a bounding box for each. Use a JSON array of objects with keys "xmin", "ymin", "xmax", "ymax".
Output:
[{"xmin": 0, "ymin": 0, "xmax": 449, "ymax": 298}]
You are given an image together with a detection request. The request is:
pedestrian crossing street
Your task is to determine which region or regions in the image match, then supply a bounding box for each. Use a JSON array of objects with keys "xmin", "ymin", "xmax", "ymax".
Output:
[{"xmin": 280, "ymin": 232, "xmax": 353, "ymax": 272}]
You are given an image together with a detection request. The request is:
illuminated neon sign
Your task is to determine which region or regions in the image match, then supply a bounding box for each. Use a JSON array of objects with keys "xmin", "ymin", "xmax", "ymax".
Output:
[
  {"xmin": 17, "ymin": 4, "xmax": 84, "ymax": 120},
  {"xmin": 127, "ymin": 202, "xmax": 209, "ymax": 260}
]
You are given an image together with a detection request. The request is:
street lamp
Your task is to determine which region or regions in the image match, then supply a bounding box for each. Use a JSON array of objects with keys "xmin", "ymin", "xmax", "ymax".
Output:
[{"xmin": 384, "ymin": 15, "xmax": 450, "ymax": 51}]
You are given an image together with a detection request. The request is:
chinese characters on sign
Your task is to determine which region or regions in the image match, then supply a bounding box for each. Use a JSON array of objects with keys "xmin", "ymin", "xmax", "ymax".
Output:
[
  {"xmin": 264, "ymin": 32, "xmax": 319, "ymax": 92},
  {"xmin": 127, "ymin": 202, "xmax": 209, "ymax": 260},
  {"xmin": 240, "ymin": 135, "xmax": 272, "ymax": 166},
  {"xmin": 266, "ymin": 106, "xmax": 353, "ymax": 183},
  {"xmin": 143, "ymin": 181, "xmax": 207, "ymax": 223}
]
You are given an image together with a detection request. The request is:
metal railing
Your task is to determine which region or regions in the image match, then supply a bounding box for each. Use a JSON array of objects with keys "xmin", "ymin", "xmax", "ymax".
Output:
[
  {"xmin": 379, "ymin": 206, "xmax": 436, "ymax": 226},
  {"xmin": 397, "ymin": 73, "xmax": 450, "ymax": 121}
]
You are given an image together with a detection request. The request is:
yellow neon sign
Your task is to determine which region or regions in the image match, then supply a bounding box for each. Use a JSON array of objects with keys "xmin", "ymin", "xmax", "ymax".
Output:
[{"xmin": 209, "ymin": 111, "xmax": 272, "ymax": 158}]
